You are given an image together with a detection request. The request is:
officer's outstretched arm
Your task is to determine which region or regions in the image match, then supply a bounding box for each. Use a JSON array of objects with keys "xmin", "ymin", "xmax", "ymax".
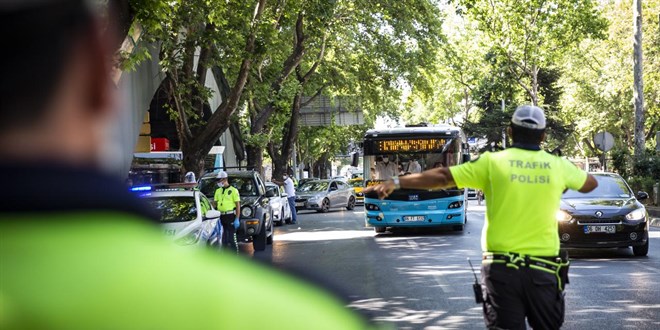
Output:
[
  {"xmin": 364, "ymin": 167, "xmax": 455, "ymax": 199},
  {"xmin": 578, "ymin": 174, "xmax": 598, "ymax": 193}
]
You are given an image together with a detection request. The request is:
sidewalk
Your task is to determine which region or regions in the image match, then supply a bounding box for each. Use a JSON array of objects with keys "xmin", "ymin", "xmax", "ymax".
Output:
[{"xmin": 648, "ymin": 205, "xmax": 660, "ymax": 228}]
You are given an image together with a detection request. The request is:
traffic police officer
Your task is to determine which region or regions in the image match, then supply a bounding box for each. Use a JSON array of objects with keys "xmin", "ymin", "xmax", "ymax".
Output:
[
  {"xmin": 0, "ymin": 1, "xmax": 374, "ymax": 328},
  {"xmin": 366, "ymin": 105, "xmax": 598, "ymax": 329},
  {"xmin": 214, "ymin": 171, "xmax": 241, "ymax": 253}
]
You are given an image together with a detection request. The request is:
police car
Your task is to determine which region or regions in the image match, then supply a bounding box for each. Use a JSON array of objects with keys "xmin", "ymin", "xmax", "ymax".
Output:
[
  {"xmin": 557, "ymin": 172, "xmax": 650, "ymax": 256},
  {"xmin": 132, "ymin": 184, "xmax": 222, "ymax": 248}
]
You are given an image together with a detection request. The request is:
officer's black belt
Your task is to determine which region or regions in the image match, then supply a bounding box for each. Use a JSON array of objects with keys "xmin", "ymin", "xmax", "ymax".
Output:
[{"xmin": 483, "ymin": 252, "xmax": 570, "ymax": 290}]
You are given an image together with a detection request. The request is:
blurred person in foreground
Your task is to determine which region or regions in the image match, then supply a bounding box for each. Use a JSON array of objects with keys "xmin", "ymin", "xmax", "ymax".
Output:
[
  {"xmin": 0, "ymin": 1, "xmax": 373, "ymax": 329},
  {"xmin": 365, "ymin": 105, "xmax": 598, "ymax": 329}
]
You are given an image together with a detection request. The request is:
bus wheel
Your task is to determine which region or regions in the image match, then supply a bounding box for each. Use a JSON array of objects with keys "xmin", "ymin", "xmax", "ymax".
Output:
[
  {"xmin": 453, "ymin": 225, "xmax": 464, "ymax": 231},
  {"xmin": 374, "ymin": 226, "xmax": 386, "ymax": 233}
]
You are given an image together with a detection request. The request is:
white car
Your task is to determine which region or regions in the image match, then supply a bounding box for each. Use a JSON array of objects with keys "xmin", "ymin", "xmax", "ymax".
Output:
[
  {"xmin": 133, "ymin": 184, "xmax": 222, "ymax": 248},
  {"xmin": 265, "ymin": 182, "xmax": 292, "ymax": 226}
]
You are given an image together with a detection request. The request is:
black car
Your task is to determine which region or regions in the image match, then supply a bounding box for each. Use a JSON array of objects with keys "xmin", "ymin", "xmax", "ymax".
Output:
[
  {"xmin": 199, "ymin": 170, "xmax": 274, "ymax": 251},
  {"xmin": 557, "ymin": 172, "xmax": 650, "ymax": 256}
]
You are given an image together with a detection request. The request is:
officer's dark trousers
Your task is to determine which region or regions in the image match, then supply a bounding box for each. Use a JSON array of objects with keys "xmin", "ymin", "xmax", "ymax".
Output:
[
  {"xmin": 220, "ymin": 214, "xmax": 238, "ymax": 254},
  {"xmin": 481, "ymin": 262, "xmax": 564, "ymax": 330}
]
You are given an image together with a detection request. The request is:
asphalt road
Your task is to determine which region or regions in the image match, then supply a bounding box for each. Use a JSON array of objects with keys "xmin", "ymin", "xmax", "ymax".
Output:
[{"xmin": 240, "ymin": 200, "xmax": 660, "ymax": 329}]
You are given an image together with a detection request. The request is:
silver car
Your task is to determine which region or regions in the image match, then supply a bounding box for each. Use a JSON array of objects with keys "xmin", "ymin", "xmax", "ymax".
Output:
[
  {"xmin": 295, "ymin": 179, "xmax": 356, "ymax": 213},
  {"xmin": 265, "ymin": 182, "xmax": 292, "ymax": 226},
  {"xmin": 136, "ymin": 185, "xmax": 222, "ymax": 248}
]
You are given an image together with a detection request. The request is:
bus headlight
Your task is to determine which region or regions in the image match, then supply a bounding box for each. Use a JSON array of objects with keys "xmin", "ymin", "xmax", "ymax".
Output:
[
  {"xmin": 241, "ymin": 206, "xmax": 253, "ymax": 218},
  {"xmin": 366, "ymin": 203, "xmax": 381, "ymax": 211},
  {"xmin": 556, "ymin": 210, "xmax": 572, "ymax": 222},
  {"xmin": 448, "ymin": 201, "xmax": 463, "ymax": 209},
  {"xmin": 625, "ymin": 208, "xmax": 646, "ymax": 221}
]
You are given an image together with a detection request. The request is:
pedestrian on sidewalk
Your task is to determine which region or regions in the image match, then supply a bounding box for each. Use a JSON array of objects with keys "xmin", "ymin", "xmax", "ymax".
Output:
[{"xmin": 273, "ymin": 172, "xmax": 298, "ymax": 224}]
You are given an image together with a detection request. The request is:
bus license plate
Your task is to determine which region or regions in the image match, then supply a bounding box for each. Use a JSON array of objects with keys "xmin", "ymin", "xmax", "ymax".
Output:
[
  {"xmin": 584, "ymin": 225, "xmax": 615, "ymax": 234},
  {"xmin": 404, "ymin": 216, "xmax": 425, "ymax": 222}
]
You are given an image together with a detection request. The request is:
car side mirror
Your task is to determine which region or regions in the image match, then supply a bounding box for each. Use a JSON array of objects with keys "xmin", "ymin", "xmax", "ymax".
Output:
[
  {"xmin": 204, "ymin": 210, "xmax": 221, "ymax": 220},
  {"xmin": 637, "ymin": 191, "xmax": 649, "ymax": 201},
  {"xmin": 281, "ymin": 193, "xmax": 288, "ymax": 198}
]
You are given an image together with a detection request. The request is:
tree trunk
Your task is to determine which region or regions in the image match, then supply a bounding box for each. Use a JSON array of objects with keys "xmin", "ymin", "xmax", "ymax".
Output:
[
  {"xmin": 246, "ymin": 144, "xmax": 263, "ymax": 173},
  {"xmin": 313, "ymin": 154, "xmax": 329, "ymax": 179},
  {"xmin": 633, "ymin": 0, "xmax": 645, "ymax": 160},
  {"xmin": 269, "ymin": 90, "xmax": 303, "ymax": 181},
  {"xmin": 531, "ymin": 65, "xmax": 539, "ymax": 106},
  {"xmin": 181, "ymin": 142, "xmax": 205, "ymax": 180}
]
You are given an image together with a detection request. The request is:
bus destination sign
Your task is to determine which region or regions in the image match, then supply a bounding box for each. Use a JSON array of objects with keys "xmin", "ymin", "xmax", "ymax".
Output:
[{"xmin": 374, "ymin": 138, "xmax": 447, "ymax": 153}]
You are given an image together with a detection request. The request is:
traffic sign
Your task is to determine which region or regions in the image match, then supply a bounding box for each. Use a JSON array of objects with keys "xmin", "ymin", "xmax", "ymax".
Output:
[{"xmin": 593, "ymin": 132, "xmax": 614, "ymax": 152}]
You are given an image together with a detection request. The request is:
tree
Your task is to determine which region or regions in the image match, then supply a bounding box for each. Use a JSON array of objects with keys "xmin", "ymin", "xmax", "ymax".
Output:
[
  {"xmin": 558, "ymin": 0, "xmax": 659, "ymax": 161},
  {"xmin": 632, "ymin": 0, "xmax": 645, "ymax": 159},
  {"xmin": 130, "ymin": 0, "xmax": 270, "ymax": 175},
  {"xmin": 460, "ymin": 0, "xmax": 607, "ymax": 105},
  {"xmin": 244, "ymin": 0, "xmax": 445, "ymax": 178}
]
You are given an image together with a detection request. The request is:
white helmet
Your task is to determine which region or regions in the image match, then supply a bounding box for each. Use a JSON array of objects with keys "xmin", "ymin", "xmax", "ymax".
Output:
[
  {"xmin": 216, "ymin": 171, "xmax": 228, "ymax": 179},
  {"xmin": 184, "ymin": 171, "xmax": 196, "ymax": 183}
]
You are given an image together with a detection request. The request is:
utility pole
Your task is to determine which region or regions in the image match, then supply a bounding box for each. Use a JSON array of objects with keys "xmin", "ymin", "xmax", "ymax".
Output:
[{"xmin": 633, "ymin": 0, "xmax": 645, "ymax": 160}]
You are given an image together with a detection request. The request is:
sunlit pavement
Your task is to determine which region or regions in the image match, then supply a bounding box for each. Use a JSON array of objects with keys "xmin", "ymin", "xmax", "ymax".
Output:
[{"xmin": 237, "ymin": 200, "xmax": 660, "ymax": 329}]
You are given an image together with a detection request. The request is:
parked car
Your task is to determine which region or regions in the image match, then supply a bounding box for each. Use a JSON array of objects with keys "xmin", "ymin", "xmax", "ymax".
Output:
[
  {"xmin": 348, "ymin": 178, "xmax": 365, "ymax": 205},
  {"xmin": 295, "ymin": 179, "xmax": 356, "ymax": 213},
  {"xmin": 265, "ymin": 182, "xmax": 292, "ymax": 226},
  {"xmin": 298, "ymin": 177, "xmax": 319, "ymax": 187},
  {"xmin": 557, "ymin": 172, "xmax": 650, "ymax": 256},
  {"xmin": 466, "ymin": 188, "xmax": 477, "ymax": 200},
  {"xmin": 133, "ymin": 184, "xmax": 222, "ymax": 248},
  {"xmin": 332, "ymin": 176, "xmax": 348, "ymax": 182},
  {"xmin": 199, "ymin": 170, "xmax": 274, "ymax": 251}
]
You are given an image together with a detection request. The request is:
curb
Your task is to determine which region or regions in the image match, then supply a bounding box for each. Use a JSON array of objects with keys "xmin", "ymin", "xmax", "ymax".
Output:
[
  {"xmin": 651, "ymin": 217, "xmax": 660, "ymax": 228},
  {"xmin": 648, "ymin": 207, "xmax": 660, "ymax": 228}
]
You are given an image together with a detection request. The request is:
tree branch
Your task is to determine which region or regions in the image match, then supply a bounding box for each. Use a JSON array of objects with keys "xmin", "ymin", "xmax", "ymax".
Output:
[
  {"xmin": 300, "ymin": 33, "xmax": 327, "ymax": 83},
  {"xmin": 196, "ymin": 0, "xmax": 267, "ymax": 153},
  {"xmin": 167, "ymin": 74, "xmax": 193, "ymax": 142},
  {"xmin": 252, "ymin": 11, "xmax": 307, "ymax": 133},
  {"xmin": 301, "ymin": 84, "xmax": 327, "ymax": 107}
]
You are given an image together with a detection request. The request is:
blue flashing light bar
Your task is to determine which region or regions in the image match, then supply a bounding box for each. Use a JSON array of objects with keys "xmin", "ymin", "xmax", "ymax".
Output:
[{"xmin": 130, "ymin": 186, "xmax": 152, "ymax": 192}]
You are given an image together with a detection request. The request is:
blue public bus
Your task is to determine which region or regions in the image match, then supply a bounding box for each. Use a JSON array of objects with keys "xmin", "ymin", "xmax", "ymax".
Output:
[{"xmin": 362, "ymin": 125, "xmax": 471, "ymax": 233}]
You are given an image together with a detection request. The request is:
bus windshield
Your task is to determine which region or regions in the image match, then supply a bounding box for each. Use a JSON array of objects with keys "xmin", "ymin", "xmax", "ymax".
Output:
[{"xmin": 364, "ymin": 138, "xmax": 461, "ymax": 181}]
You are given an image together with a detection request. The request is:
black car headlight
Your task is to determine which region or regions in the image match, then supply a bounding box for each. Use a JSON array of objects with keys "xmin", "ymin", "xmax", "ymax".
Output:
[
  {"xmin": 625, "ymin": 208, "xmax": 646, "ymax": 221},
  {"xmin": 241, "ymin": 206, "xmax": 253, "ymax": 218},
  {"xmin": 556, "ymin": 210, "xmax": 572, "ymax": 222}
]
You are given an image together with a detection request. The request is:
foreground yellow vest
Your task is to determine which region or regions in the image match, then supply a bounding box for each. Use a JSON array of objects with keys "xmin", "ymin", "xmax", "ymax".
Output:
[{"xmin": 0, "ymin": 212, "xmax": 375, "ymax": 329}]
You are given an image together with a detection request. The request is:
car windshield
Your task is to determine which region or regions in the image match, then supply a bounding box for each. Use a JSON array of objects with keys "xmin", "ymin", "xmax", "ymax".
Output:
[
  {"xmin": 145, "ymin": 197, "xmax": 197, "ymax": 222},
  {"xmin": 198, "ymin": 178, "xmax": 217, "ymax": 198},
  {"xmin": 266, "ymin": 185, "xmax": 279, "ymax": 197},
  {"xmin": 349, "ymin": 180, "xmax": 363, "ymax": 188},
  {"xmin": 563, "ymin": 175, "xmax": 631, "ymax": 199},
  {"xmin": 228, "ymin": 177, "xmax": 258, "ymax": 196},
  {"xmin": 298, "ymin": 181, "xmax": 328, "ymax": 192}
]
